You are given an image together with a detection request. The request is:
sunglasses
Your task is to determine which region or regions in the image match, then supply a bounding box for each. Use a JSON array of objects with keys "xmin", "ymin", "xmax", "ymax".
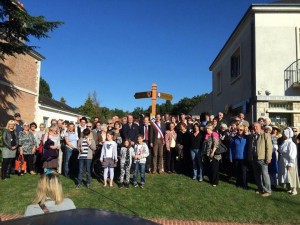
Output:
[{"xmin": 87, "ymin": 126, "xmax": 92, "ymax": 128}]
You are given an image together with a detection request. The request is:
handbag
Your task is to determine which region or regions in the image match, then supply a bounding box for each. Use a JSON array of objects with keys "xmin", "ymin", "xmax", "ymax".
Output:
[
  {"xmin": 14, "ymin": 155, "xmax": 27, "ymax": 172},
  {"xmin": 42, "ymin": 133, "xmax": 58, "ymax": 162},
  {"xmin": 215, "ymin": 141, "xmax": 228, "ymax": 155}
]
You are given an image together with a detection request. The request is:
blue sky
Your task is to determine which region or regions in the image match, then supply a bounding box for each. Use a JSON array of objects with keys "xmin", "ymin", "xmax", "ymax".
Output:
[{"xmin": 22, "ymin": 0, "xmax": 272, "ymax": 112}]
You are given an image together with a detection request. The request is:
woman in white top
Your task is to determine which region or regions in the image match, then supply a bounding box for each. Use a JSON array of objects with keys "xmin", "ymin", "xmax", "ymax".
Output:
[
  {"xmin": 24, "ymin": 170, "xmax": 76, "ymax": 216},
  {"xmin": 100, "ymin": 130, "xmax": 118, "ymax": 187},
  {"xmin": 278, "ymin": 127, "xmax": 300, "ymax": 195}
]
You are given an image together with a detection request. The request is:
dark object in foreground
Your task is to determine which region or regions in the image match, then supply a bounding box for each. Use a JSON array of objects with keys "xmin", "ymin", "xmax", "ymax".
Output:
[{"xmin": 0, "ymin": 208, "xmax": 159, "ymax": 225}]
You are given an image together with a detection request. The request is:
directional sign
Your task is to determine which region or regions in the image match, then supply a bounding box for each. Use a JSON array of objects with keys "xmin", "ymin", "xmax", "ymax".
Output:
[
  {"xmin": 134, "ymin": 91, "xmax": 152, "ymax": 99},
  {"xmin": 157, "ymin": 92, "xmax": 173, "ymax": 101}
]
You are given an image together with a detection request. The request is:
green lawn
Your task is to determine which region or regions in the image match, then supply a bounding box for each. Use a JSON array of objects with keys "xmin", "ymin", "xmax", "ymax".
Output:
[{"xmin": 0, "ymin": 173, "xmax": 299, "ymax": 224}]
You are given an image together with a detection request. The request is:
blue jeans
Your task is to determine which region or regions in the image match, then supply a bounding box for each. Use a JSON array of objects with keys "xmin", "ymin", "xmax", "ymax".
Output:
[
  {"xmin": 190, "ymin": 149, "xmax": 203, "ymax": 180},
  {"xmin": 64, "ymin": 146, "xmax": 73, "ymax": 177},
  {"xmin": 77, "ymin": 159, "xmax": 92, "ymax": 185},
  {"xmin": 133, "ymin": 162, "xmax": 146, "ymax": 185}
]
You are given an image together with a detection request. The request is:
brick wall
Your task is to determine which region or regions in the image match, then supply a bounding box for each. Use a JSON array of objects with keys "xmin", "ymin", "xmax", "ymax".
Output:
[{"xmin": 0, "ymin": 53, "xmax": 41, "ymax": 127}]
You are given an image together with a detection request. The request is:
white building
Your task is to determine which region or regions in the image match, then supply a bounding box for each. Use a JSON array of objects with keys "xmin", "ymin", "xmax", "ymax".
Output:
[
  {"xmin": 36, "ymin": 95, "xmax": 81, "ymax": 127},
  {"xmin": 204, "ymin": 1, "xmax": 300, "ymax": 128}
]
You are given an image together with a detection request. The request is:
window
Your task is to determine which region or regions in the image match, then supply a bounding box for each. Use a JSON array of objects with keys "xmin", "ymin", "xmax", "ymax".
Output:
[
  {"xmin": 231, "ymin": 47, "xmax": 241, "ymax": 79},
  {"xmin": 216, "ymin": 72, "xmax": 222, "ymax": 94}
]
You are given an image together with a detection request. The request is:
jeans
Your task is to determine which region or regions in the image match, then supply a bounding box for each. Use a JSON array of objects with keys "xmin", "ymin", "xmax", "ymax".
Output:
[
  {"xmin": 64, "ymin": 146, "xmax": 73, "ymax": 177},
  {"xmin": 190, "ymin": 149, "xmax": 203, "ymax": 180},
  {"xmin": 133, "ymin": 162, "xmax": 146, "ymax": 185},
  {"xmin": 77, "ymin": 159, "xmax": 92, "ymax": 185},
  {"xmin": 252, "ymin": 159, "xmax": 271, "ymax": 193}
]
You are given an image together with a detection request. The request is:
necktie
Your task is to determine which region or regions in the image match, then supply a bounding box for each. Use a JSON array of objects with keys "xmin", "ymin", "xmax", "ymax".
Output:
[{"xmin": 145, "ymin": 126, "xmax": 148, "ymax": 141}]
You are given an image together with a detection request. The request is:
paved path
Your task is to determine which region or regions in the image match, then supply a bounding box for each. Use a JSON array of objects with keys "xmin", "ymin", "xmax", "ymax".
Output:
[{"xmin": 0, "ymin": 214, "xmax": 259, "ymax": 225}]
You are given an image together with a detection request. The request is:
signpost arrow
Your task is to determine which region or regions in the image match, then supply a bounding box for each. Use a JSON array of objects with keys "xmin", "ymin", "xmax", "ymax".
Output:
[
  {"xmin": 157, "ymin": 92, "xmax": 173, "ymax": 101},
  {"xmin": 134, "ymin": 91, "xmax": 152, "ymax": 99}
]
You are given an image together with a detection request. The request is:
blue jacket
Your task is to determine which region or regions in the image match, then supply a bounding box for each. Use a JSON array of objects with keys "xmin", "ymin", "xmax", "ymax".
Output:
[{"xmin": 229, "ymin": 135, "xmax": 248, "ymax": 161}]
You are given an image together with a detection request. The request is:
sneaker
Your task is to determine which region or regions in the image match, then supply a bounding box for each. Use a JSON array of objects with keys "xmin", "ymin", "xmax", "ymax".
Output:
[
  {"xmin": 140, "ymin": 184, "xmax": 144, "ymax": 189},
  {"xmin": 125, "ymin": 183, "xmax": 130, "ymax": 189},
  {"xmin": 199, "ymin": 178, "xmax": 203, "ymax": 182},
  {"xmin": 192, "ymin": 176, "xmax": 197, "ymax": 180},
  {"xmin": 290, "ymin": 191, "xmax": 298, "ymax": 196},
  {"xmin": 133, "ymin": 183, "xmax": 138, "ymax": 188},
  {"xmin": 119, "ymin": 183, "xmax": 124, "ymax": 189},
  {"xmin": 75, "ymin": 184, "xmax": 81, "ymax": 189},
  {"xmin": 261, "ymin": 192, "xmax": 271, "ymax": 197}
]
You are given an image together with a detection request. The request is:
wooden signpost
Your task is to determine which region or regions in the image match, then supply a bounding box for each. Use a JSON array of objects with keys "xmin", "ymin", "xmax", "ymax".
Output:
[{"xmin": 134, "ymin": 83, "xmax": 173, "ymax": 116}]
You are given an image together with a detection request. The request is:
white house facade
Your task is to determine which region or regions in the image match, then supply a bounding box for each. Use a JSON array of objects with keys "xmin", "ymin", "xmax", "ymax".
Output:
[{"xmin": 208, "ymin": 1, "xmax": 300, "ymax": 128}]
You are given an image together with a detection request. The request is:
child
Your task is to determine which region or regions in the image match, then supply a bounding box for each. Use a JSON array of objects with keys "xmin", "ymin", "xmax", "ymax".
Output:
[
  {"xmin": 132, "ymin": 134, "xmax": 149, "ymax": 188},
  {"xmin": 100, "ymin": 130, "xmax": 118, "ymax": 187},
  {"xmin": 76, "ymin": 128, "xmax": 96, "ymax": 189},
  {"xmin": 119, "ymin": 139, "xmax": 135, "ymax": 189}
]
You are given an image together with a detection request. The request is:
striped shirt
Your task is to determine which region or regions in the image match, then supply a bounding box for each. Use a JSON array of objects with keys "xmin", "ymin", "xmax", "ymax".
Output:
[{"xmin": 78, "ymin": 138, "xmax": 89, "ymax": 159}]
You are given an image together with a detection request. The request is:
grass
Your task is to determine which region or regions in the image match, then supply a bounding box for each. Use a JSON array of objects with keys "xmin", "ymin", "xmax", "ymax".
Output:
[{"xmin": 0, "ymin": 172, "xmax": 299, "ymax": 224}]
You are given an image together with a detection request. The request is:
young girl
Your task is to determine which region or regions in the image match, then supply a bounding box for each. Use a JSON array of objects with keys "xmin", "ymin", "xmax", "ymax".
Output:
[
  {"xmin": 133, "ymin": 134, "xmax": 149, "ymax": 188},
  {"xmin": 100, "ymin": 130, "xmax": 118, "ymax": 187},
  {"xmin": 119, "ymin": 139, "xmax": 134, "ymax": 189}
]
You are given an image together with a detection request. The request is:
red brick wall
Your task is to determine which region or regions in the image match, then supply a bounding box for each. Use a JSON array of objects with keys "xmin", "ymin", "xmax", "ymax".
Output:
[{"xmin": 0, "ymin": 54, "xmax": 39, "ymax": 127}]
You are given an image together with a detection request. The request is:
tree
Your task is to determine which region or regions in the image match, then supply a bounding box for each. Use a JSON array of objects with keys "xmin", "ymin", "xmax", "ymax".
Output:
[
  {"xmin": 59, "ymin": 97, "xmax": 66, "ymax": 104},
  {"xmin": 39, "ymin": 77, "xmax": 52, "ymax": 98},
  {"xmin": 78, "ymin": 94, "xmax": 95, "ymax": 119},
  {"xmin": 0, "ymin": 0, "xmax": 63, "ymax": 60}
]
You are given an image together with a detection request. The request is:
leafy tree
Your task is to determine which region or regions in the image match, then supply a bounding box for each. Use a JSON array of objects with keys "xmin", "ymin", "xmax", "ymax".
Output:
[
  {"xmin": 60, "ymin": 97, "xmax": 66, "ymax": 104},
  {"xmin": 78, "ymin": 94, "xmax": 95, "ymax": 119},
  {"xmin": 171, "ymin": 94, "xmax": 208, "ymax": 115},
  {"xmin": 0, "ymin": 0, "xmax": 63, "ymax": 60},
  {"xmin": 39, "ymin": 77, "xmax": 52, "ymax": 98}
]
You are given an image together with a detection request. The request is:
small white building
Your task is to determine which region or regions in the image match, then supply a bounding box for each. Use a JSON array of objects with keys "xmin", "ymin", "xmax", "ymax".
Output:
[
  {"xmin": 206, "ymin": 1, "xmax": 300, "ymax": 128},
  {"xmin": 35, "ymin": 95, "xmax": 81, "ymax": 127}
]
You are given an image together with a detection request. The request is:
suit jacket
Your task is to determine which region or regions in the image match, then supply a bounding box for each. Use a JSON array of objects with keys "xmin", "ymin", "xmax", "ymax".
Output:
[
  {"xmin": 121, "ymin": 123, "xmax": 139, "ymax": 143},
  {"xmin": 138, "ymin": 124, "xmax": 152, "ymax": 142},
  {"xmin": 248, "ymin": 132, "xmax": 273, "ymax": 161},
  {"xmin": 150, "ymin": 121, "xmax": 166, "ymax": 144}
]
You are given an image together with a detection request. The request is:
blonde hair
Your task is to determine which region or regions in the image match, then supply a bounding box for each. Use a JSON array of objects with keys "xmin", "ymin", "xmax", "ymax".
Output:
[
  {"xmin": 6, "ymin": 120, "xmax": 16, "ymax": 130},
  {"xmin": 33, "ymin": 174, "xmax": 64, "ymax": 205}
]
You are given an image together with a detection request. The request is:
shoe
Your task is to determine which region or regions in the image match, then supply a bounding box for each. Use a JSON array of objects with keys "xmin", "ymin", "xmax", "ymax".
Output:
[
  {"xmin": 87, "ymin": 184, "xmax": 91, "ymax": 189},
  {"xmin": 255, "ymin": 190, "xmax": 263, "ymax": 195},
  {"xmin": 261, "ymin": 192, "xmax": 271, "ymax": 197},
  {"xmin": 290, "ymin": 192, "xmax": 298, "ymax": 196},
  {"xmin": 192, "ymin": 176, "xmax": 197, "ymax": 180},
  {"xmin": 75, "ymin": 184, "xmax": 81, "ymax": 189},
  {"xmin": 20, "ymin": 173, "xmax": 24, "ymax": 176},
  {"xmin": 212, "ymin": 185, "xmax": 217, "ymax": 187},
  {"xmin": 152, "ymin": 171, "xmax": 157, "ymax": 174},
  {"xmin": 30, "ymin": 171, "xmax": 36, "ymax": 175},
  {"xmin": 199, "ymin": 179, "xmax": 203, "ymax": 182},
  {"xmin": 287, "ymin": 190, "xmax": 293, "ymax": 194},
  {"xmin": 158, "ymin": 170, "xmax": 164, "ymax": 174},
  {"xmin": 133, "ymin": 183, "xmax": 138, "ymax": 188},
  {"xmin": 167, "ymin": 171, "xmax": 172, "ymax": 174},
  {"xmin": 119, "ymin": 183, "xmax": 124, "ymax": 189},
  {"xmin": 140, "ymin": 184, "xmax": 144, "ymax": 189},
  {"xmin": 172, "ymin": 170, "xmax": 176, "ymax": 173},
  {"xmin": 125, "ymin": 183, "xmax": 130, "ymax": 189}
]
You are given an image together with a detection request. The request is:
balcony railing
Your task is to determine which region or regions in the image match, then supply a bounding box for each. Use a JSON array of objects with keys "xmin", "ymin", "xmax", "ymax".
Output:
[{"xmin": 284, "ymin": 59, "xmax": 300, "ymax": 89}]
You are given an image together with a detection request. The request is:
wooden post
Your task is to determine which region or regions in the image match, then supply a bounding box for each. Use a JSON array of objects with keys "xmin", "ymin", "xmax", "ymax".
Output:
[{"xmin": 151, "ymin": 83, "xmax": 157, "ymax": 117}]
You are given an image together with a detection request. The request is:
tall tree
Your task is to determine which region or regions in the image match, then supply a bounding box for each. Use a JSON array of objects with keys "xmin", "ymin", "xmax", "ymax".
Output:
[
  {"xmin": 39, "ymin": 77, "xmax": 52, "ymax": 98},
  {"xmin": 78, "ymin": 94, "xmax": 95, "ymax": 119},
  {"xmin": 0, "ymin": 0, "xmax": 63, "ymax": 60},
  {"xmin": 60, "ymin": 97, "xmax": 66, "ymax": 104}
]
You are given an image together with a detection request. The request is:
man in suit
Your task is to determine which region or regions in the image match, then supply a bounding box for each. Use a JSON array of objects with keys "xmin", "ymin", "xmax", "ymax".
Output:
[
  {"xmin": 150, "ymin": 113, "xmax": 166, "ymax": 174},
  {"xmin": 121, "ymin": 114, "xmax": 139, "ymax": 146},
  {"xmin": 139, "ymin": 116, "xmax": 152, "ymax": 173},
  {"xmin": 248, "ymin": 122, "xmax": 273, "ymax": 197}
]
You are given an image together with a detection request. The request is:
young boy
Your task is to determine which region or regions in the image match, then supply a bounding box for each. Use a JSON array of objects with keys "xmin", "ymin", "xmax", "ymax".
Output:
[{"xmin": 132, "ymin": 134, "xmax": 149, "ymax": 188}]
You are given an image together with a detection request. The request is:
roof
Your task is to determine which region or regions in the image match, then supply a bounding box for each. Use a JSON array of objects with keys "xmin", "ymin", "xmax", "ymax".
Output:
[
  {"xmin": 38, "ymin": 95, "xmax": 80, "ymax": 115},
  {"xmin": 209, "ymin": 1, "xmax": 300, "ymax": 70}
]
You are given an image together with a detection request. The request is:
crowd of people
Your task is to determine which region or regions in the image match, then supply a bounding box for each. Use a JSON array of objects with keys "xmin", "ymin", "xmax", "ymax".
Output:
[{"xmin": 1, "ymin": 112, "xmax": 300, "ymax": 197}]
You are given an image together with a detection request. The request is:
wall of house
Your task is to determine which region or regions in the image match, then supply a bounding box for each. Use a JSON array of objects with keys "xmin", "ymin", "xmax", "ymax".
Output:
[
  {"xmin": 211, "ymin": 16, "xmax": 253, "ymax": 117},
  {"xmin": 255, "ymin": 12, "xmax": 300, "ymax": 97},
  {"xmin": 0, "ymin": 54, "xmax": 41, "ymax": 126}
]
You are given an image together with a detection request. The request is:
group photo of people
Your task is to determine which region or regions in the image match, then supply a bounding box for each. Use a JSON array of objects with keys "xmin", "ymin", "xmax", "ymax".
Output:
[{"xmin": 1, "ymin": 111, "xmax": 300, "ymax": 197}]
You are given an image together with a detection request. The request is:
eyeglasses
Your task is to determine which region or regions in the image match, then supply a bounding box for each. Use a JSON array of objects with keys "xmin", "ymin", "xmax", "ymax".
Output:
[{"xmin": 87, "ymin": 126, "xmax": 92, "ymax": 128}]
